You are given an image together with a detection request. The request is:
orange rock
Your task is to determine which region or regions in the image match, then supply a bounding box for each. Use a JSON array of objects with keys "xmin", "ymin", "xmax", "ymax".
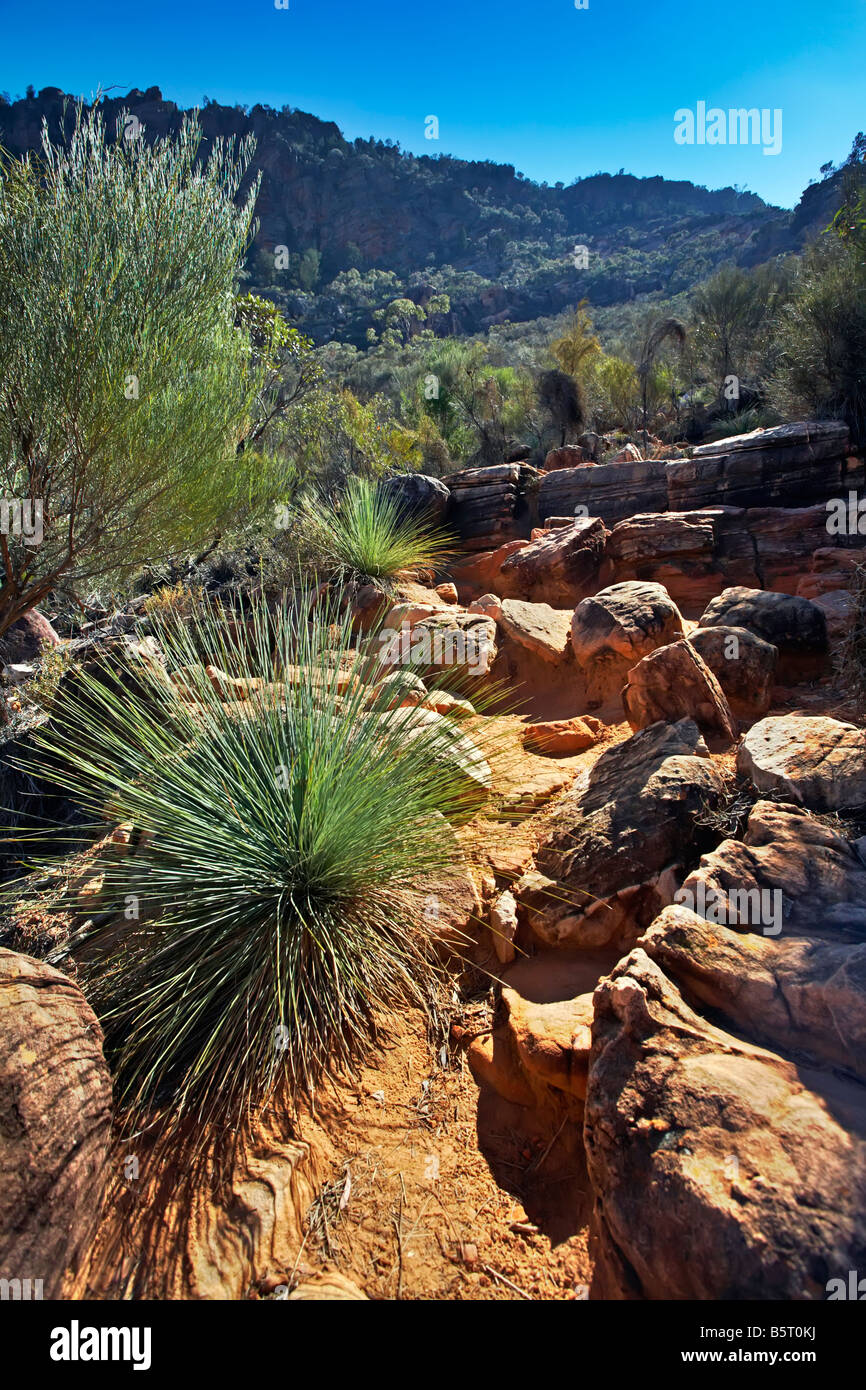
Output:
[
  {"xmin": 522, "ymin": 718, "xmax": 598, "ymax": 756},
  {"xmin": 435, "ymin": 582, "xmax": 459, "ymax": 604}
]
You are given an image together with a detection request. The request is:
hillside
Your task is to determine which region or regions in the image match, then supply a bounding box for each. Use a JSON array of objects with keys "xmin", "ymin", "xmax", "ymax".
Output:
[{"xmin": 0, "ymin": 85, "xmax": 846, "ymax": 346}]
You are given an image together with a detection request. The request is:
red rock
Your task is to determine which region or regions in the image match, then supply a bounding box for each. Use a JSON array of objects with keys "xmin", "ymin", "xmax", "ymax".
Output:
[
  {"xmin": 0, "ymin": 949, "xmax": 112, "ymax": 1297},
  {"xmin": 522, "ymin": 718, "xmax": 598, "ymax": 756},
  {"xmin": 544, "ymin": 445, "xmax": 588, "ymax": 470},
  {"xmin": 622, "ymin": 639, "xmax": 737, "ymax": 744},
  {"xmin": 434, "ymin": 582, "xmax": 458, "ymax": 604}
]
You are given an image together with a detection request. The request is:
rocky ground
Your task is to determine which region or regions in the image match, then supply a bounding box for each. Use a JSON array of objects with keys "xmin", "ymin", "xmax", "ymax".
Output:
[{"xmin": 2, "ymin": 420, "xmax": 866, "ymax": 1301}]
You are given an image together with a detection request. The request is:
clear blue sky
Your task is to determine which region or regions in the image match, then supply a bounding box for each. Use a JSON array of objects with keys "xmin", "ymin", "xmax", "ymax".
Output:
[{"xmin": 0, "ymin": 0, "xmax": 862, "ymax": 208}]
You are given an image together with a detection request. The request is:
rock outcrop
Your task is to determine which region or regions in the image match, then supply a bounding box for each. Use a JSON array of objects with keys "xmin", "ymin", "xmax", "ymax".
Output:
[
  {"xmin": 0, "ymin": 949, "xmax": 112, "ymax": 1298},
  {"xmin": 539, "ymin": 459, "xmax": 669, "ymax": 527},
  {"xmin": 517, "ymin": 719, "xmax": 725, "ymax": 951},
  {"xmin": 446, "ymin": 464, "xmax": 522, "ymax": 551},
  {"xmin": 666, "ymin": 420, "xmax": 852, "ymax": 511}
]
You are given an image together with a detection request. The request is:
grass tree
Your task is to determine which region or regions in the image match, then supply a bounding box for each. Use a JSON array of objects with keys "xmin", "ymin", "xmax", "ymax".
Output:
[
  {"xmin": 637, "ymin": 317, "xmax": 687, "ymax": 454},
  {"xmin": 12, "ymin": 590, "xmax": 492, "ymax": 1149},
  {"xmin": 299, "ymin": 475, "xmax": 452, "ymax": 587},
  {"xmin": 0, "ymin": 103, "xmax": 274, "ymax": 638}
]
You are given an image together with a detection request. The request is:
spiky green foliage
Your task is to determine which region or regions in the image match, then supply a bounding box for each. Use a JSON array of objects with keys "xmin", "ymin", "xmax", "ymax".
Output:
[
  {"xmin": 300, "ymin": 475, "xmax": 452, "ymax": 585},
  {"xmin": 13, "ymin": 590, "xmax": 491, "ymax": 1143}
]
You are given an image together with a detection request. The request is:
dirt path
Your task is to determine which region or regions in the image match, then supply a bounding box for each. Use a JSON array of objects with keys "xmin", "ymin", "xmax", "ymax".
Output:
[{"xmin": 296, "ymin": 1010, "xmax": 594, "ymax": 1300}]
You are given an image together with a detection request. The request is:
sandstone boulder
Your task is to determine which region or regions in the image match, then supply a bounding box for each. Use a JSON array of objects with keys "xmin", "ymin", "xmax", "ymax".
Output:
[
  {"xmin": 797, "ymin": 547, "xmax": 866, "ymax": 600},
  {"xmin": 499, "ymin": 598, "xmax": 573, "ymax": 664},
  {"xmin": 611, "ymin": 443, "xmax": 642, "ymax": 463},
  {"xmin": 813, "ymin": 589, "xmax": 855, "ymax": 646},
  {"xmin": 738, "ymin": 715, "xmax": 866, "ymax": 811},
  {"xmin": 398, "ymin": 610, "xmax": 498, "ymax": 679},
  {"xmin": 522, "ymin": 716, "xmax": 599, "ymax": 756},
  {"xmin": 435, "ymin": 582, "xmax": 458, "ymax": 604},
  {"xmin": 680, "ymin": 799, "xmax": 866, "ymax": 938},
  {"xmin": 503, "ymin": 985, "xmax": 594, "ymax": 1100},
  {"xmin": 643, "ymin": 904, "xmax": 866, "ymax": 1081},
  {"xmin": 496, "ymin": 516, "xmax": 608, "ymax": 607},
  {"xmin": 518, "ymin": 719, "xmax": 724, "ymax": 950},
  {"xmin": 379, "ymin": 471, "xmax": 450, "ymax": 525},
  {"xmin": 697, "ymin": 587, "xmax": 827, "ymax": 677},
  {"xmin": 0, "ymin": 610, "xmax": 61, "ymax": 665},
  {"xmin": 571, "ymin": 581, "xmax": 685, "ymax": 706},
  {"xmin": 687, "ymin": 624, "xmax": 778, "ymax": 719},
  {"xmin": 0, "ymin": 949, "xmax": 112, "ymax": 1297},
  {"xmin": 623, "ymin": 639, "xmax": 737, "ymax": 742},
  {"xmin": 584, "ymin": 946, "xmax": 866, "ymax": 1299},
  {"xmin": 489, "ymin": 888, "xmax": 518, "ymax": 965},
  {"xmin": 374, "ymin": 707, "xmax": 492, "ymax": 816},
  {"xmin": 544, "ymin": 444, "xmax": 588, "ymax": 470},
  {"xmin": 467, "ymin": 593, "xmax": 502, "ymax": 622}
]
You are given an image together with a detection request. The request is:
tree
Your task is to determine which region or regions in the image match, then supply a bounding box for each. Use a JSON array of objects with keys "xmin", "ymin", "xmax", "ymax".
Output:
[
  {"xmin": 297, "ymin": 247, "xmax": 321, "ymax": 291},
  {"xmin": 372, "ymin": 297, "xmax": 428, "ymax": 347},
  {"xmin": 770, "ymin": 211, "xmax": 866, "ymax": 444},
  {"xmin": 537, "ymin": 369, "xmax": 585, "ymax": 447},
  {"xmin": 0, "ymin": 105, "xmax": 273, "ymax": 638},
  {"xmin": 690, "ymin": 265, "xmax": 772, "ymax": 406},
  {"xmin": 234, "ymin": 294, "xmax": 323, "ymax": 451},
  {"xmin": 414, "ymin": 340, "xmax": 533, "ymax": 466},
  {"xmin": 586, "ymin": 354, "xmax": 640, "ymax": 433},
  {"xmin": 550, "ymin": 300, "xmax": 602, "ymax": 380},
  {"xmin": 637, "ymin": 318, "xmax": 686, "ymax": 452}
]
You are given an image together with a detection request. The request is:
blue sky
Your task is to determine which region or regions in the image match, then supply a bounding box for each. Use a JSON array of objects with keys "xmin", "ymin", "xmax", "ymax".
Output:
[{"xmin": 0, "ymin": 0, "xmax": 862, "ymax": 207}]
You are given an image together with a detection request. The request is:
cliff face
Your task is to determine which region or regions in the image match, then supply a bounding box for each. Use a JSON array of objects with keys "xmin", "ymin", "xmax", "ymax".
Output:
[{"xmin": 0, "ymin": 87, "xmax": 844, "ymax": 343}]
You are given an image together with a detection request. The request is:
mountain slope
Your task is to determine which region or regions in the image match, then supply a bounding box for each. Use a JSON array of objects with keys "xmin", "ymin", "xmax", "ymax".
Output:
[{"xmin": 0, "ymin": 86, "xmax": 846, "ymax": 344}]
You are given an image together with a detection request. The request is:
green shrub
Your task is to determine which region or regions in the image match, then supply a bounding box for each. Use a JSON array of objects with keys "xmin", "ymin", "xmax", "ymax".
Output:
[
  {"xmin": 17, "ymin": 590, "xmax": 490, "ymax": 1145},
  {"xmin": 299, "ymin": 475, "xmax": 451, "ymax": 586}
]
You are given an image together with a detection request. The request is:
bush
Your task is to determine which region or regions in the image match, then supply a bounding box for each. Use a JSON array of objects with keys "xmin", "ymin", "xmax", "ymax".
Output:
[
  {"xmin": 299, "ymin": 475, "xmax": 451, "ymax": 586},
  {"xmin": 836, "ymin": 561, "xmax": 866, "ymax": 720},
  {"xmin": 770, "ymin": 236, "xmax": 866, "ymax": 444},
  {"xmin": 0, "ymin": 104, "xmax": 273, "ymax": 638},
  {"xmin": 16, "ymin": 590, "xmax": 490, "ymax": 1145}
]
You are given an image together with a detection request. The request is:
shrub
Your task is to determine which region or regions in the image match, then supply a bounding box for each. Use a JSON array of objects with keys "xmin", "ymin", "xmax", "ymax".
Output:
[
  {"xmin": 0, "ymin": 104, "xmax": 273, "ymax": 638},
  {"xmin": 15, "ymin": 590, "xmax": 490, "ymax": 1145},
  {"xmin": 836, "ymin": 561, "xmax": 866, "ymax": 719},
  {"xmin": 299, "ymin": 475, "xmax": 451, "ymax": 586}
]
